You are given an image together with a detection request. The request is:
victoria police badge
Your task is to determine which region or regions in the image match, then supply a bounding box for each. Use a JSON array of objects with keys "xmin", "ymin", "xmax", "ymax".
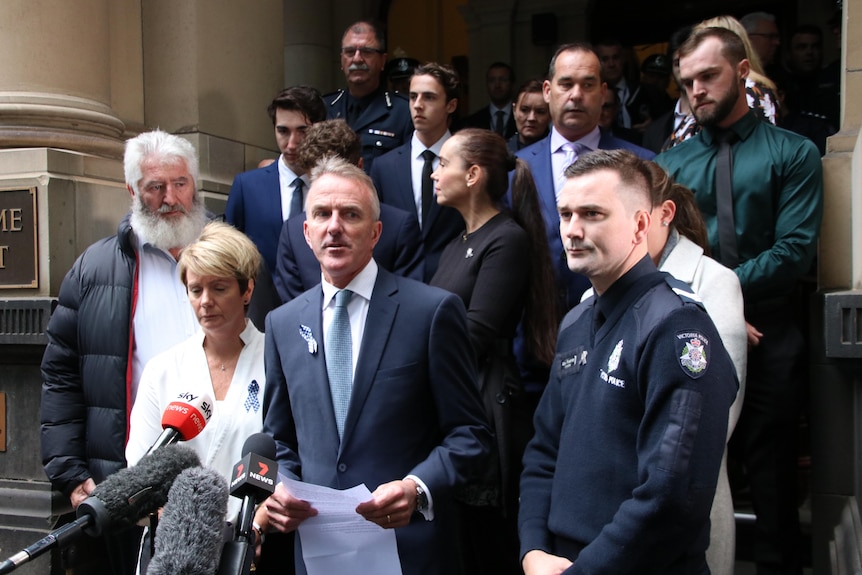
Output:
[{"xmin": 676, "ymin": 331, "xmax": 709, "ymax": 378}]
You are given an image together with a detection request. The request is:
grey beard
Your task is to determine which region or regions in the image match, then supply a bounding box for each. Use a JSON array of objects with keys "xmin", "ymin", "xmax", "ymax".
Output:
[{"xmin": 130, "ymin": 195, "xmax": 208, "ymax": 252}]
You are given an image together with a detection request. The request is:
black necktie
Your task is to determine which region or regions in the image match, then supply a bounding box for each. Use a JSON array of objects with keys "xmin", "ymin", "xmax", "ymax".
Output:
[
  {"xmin": 494, "ymin": 110, "xmax": 506, "ymax": 135},
  {"xmin": 715, "ymin": 130, "xmax": 739, "ymax": 268},
  {"xmin": 593, "ymin": 306, "xmax": 605, "ymax": 333},
  {"xmin": 347, "ymin": 101, "xmax": 360, "ymax": 126},
  {"xmin": 421, "ymin": 149, "xmax": 435, "ymax": 230},
  {"xmin": 289, "ymin": 178, "xmax": 304, "ymax": 218}
]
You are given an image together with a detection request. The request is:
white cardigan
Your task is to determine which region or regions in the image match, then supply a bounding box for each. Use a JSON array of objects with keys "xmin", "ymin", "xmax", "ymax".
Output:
[
  {"xmin": 658, "ymin": 235, "xmax": 747, "ymax": 429},
  {"xmin": 126, "ymin": 320, "xmax": 266, "ymax": 520}
]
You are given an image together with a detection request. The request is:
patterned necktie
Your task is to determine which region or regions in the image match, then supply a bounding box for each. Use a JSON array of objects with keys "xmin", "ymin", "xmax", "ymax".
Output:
[
  {"xmin": 494, "ymin": 110, "xmax": 506, "ymax": 135},
  {"xmin": 326, "ymin": 289, "xmax": 353, "ymax": 439},
  {"xmin": 420, "ymin": 150, "xmax": 436, "ymax": 230},
  {"xmin": 561, "ymin": 142, "xmax": 586, "ymax": 184},
  {"xmin": 244, "ymin": 380, "xmax": 260, "ymax": 413},
  {"xmin": 289, "ymin": 177, "xmax": 305, "ymax": 218}
]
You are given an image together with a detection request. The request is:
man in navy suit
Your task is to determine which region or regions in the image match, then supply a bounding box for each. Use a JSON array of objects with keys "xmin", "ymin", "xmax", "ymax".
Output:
[
  {"xmin": 225, "ymin": 86, "xmax": 326, "ymax": 273},
  {"xmin": 261, "ymin": 157, "xmax": 491, "ymax": 575},
  {"xmin": 324, "ymin": 20, "xmax": 413, "ymax": 174},
  {"xmin": 370, "ymin": 62, "xmax": 464, "ymax": 281},
  {"xmin": 274, "ymin": 119, "xmax": 424, "ymax": 302},
  {"xmin": 459, "ymin": 62, "xmax": 517, "ymax": 139},
  {"xmin": 517, "ymin": 43, "xmax": 655, "ymax": 311}
]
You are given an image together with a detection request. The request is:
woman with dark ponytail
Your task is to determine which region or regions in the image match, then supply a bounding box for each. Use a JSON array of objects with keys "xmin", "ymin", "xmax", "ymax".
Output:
[{"xmin": 430, "ymin": 128, "xmax": 558, "ymax": 574}]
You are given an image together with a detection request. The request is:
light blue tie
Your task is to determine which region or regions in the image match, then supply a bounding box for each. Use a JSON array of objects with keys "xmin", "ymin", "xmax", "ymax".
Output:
[
  {"xmin": 289, "ymin": 177, "xmax": 304, "ymax": 218},
  {"xmin": 326, "ymin": 289, "xmax": 353, "ymax": 439}
]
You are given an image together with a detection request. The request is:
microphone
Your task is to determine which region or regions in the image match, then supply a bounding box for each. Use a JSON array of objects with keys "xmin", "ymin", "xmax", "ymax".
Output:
[
  {"xmin": 0, "ymin": 444, "xmax": 201, "ymax": 574},
  {"xmin": 146, "ymin": 390, "xmax": 215, "ymax": 455},
  {"xmin": 147, "ymin": 466, "xmax": 229, "ymax": 575},
  {"xmin": 217, "ymin": 433, "xmax": 277, "ymax": 575},
  {"xmin": 78, "ymin": 443, "xmax": 203, "ymax": 535}
]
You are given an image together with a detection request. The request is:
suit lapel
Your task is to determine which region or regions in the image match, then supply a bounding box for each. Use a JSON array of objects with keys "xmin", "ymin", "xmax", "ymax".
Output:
[
  {"xmin": 395, "ymin": 147, "xmax": 418, "ymax": 219},
  {"xmin": 340, "ymin": 270, "xmax": 398, "ymax": 446},
  {"xmin": 262, "ymin": 163, "xmax": 283, "ymax": 229},
  {"xmin": 533, "ymin": 139, "xmax": 558, "ymax": 228},
  {"xmin": 297, "ymin": 289, "xmax": 341, "ymax": 442}
]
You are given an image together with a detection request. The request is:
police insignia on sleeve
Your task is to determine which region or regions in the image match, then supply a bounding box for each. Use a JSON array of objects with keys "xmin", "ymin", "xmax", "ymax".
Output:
[{"xmin": 676, "ymin": 331, "xmax": 709, "ymax": 378}]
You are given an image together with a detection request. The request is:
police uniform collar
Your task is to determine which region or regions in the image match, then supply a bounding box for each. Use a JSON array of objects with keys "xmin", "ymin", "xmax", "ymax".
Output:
[
  {"xmin": 703, "ymin": 110, "xmax": 759, "ymax": 146},
  {"xmin": 328, "ymin": 89, "xmax": 346, "ymax": 106},
  {"xmin": 348, "ymin": 86, "xmax": 388, "ymax": 111},
  {"xmin": 594, "ymin": 255, "xmax": 658, "ymax": 324}
]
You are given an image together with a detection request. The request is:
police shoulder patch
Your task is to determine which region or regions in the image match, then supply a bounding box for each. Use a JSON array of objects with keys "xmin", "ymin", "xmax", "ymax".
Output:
[{"xmin": 675, "ymin": 330, "xmax": 710, "ymax": 379}]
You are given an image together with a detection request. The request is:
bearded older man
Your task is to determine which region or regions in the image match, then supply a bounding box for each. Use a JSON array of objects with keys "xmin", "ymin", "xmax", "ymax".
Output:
[{"xmin": 40, "ymin": 129, "xmax": 208, "ymax": 575}]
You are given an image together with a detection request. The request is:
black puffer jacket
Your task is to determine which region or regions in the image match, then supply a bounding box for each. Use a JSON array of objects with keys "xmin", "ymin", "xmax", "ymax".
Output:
[{"xmin": 40, "ymin": 215, "xmax": 137, "ymax": 496}]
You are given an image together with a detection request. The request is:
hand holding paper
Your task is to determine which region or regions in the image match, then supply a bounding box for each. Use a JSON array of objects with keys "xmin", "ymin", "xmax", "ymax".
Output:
[
  {"xmin": 264, "ymin": 482, "xmax": 318, "ymax": 533},
  {"xmin": 355, "ymin": 478, "xmax": 417, "ymax": 529}
]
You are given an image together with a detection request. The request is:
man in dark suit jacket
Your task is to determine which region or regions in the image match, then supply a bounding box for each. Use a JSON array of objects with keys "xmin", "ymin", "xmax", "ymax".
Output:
[
  {"xmin": 370, "ymin": 62, "xmax": 464, "ymax": 281},
  {"xmin": 459, "ymin": 62, "xmax": 517, "ymax": 139},
  {"xmin": 225, "ymin": 86, "xmax": 326, "ymax": 273},
  {"xmin": 516, "ymin": 43, "xmax": 655, "ymax": 311},
  {"xmin": 260, "ymin": 157, "xmax": 491, "ymax": 575},
  {"xmin": 595, "ymin": 39, "xmax": 672, "ymax": 134},
  {"xmin": 273, "ymin": 118, "xmax": 424, "ymax": 302},
  {"xmin": 324, "ymin": 20, "xmax": 413, "ymax": 173},
  {"xmin": 509, "ymin": 45, "xmax": 655, "ymax": 401}
]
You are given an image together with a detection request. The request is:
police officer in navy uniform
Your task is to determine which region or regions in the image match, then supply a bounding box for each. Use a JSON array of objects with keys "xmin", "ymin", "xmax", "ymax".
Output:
[
  {"xmin": 519, "ymin": 150, "xmax": 738, "ymax": 575},
  {"xmin": 325, "ymin": 20, "xmax": 413, "ymax": 174}
]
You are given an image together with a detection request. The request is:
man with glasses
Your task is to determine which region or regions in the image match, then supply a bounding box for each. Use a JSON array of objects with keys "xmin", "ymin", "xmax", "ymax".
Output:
[
  {"xmin": 324, "ymin": 20, "xmax": 413, "ymax": 173},
  {"xmin": 741, "ymin": 12, "xmax": 781, "ymax": 68}
]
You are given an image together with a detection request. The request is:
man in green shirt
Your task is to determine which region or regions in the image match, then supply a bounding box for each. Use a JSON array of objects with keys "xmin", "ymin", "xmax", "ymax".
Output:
[{"xmin": 656, "ymin": 26, "xmax": 822, "ymax": 575}]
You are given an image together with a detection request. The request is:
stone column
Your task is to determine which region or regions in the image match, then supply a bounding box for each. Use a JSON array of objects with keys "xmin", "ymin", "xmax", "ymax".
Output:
[
  {"xmin": 0, "ymin": 0, "xmax": 126, "ymax": 158},
  {"xmin": 142, "ymin": 0, "xmax": 284, "ymax": 210},
  {"xmin": 811, "ymin": 0, "xmax": 862, "ymax": 572}
]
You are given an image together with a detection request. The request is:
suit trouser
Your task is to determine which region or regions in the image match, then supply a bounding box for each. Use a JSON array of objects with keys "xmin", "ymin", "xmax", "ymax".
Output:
[{"xmin": 730, "ymin": 307, "xmax": 804, "ymax": 575}]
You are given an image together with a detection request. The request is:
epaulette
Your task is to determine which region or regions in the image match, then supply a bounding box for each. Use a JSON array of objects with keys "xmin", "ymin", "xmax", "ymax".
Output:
[
  {"xmin": 663, "ymin": 274, "xmax": 706, "ymax": 310},
  {"xmin": 324, "ymin": 89, "xmax": 346, "ymax": 106}
]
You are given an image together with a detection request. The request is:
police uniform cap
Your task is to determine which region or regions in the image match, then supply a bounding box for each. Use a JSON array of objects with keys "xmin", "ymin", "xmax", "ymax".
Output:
[
  {"xmin": 386, "ymin": 57, "xmax": 420, "ymax": 80},
  {"xmin": 642, "ymin": 54, "xmax": 671, "ymax": 76}
]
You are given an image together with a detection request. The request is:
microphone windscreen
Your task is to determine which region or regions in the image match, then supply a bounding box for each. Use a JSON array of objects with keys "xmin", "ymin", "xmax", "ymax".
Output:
[
  {"xmin": 241, "ymin": 432, "xmax": 276, "ymax": 460},
  {"xmin": 160, "ymin": 391, "xmax": 215, "ymax": 441},
  {"xmin": 148, "ymin": 466, "xmax": 228, "ymax": 575},
  {"xmin": 81, "ymin": 444, "xmax": 202, "ymax": 532}
]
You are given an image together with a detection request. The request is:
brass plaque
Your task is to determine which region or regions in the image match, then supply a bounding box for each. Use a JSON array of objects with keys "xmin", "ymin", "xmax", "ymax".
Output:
[
  {"xmin": 0, "ymin": 392, "xmax": 5, "ymax": 452},
  {"xmin": 0, "ymin": 188, "xmax": 38, "ymax": 289}
]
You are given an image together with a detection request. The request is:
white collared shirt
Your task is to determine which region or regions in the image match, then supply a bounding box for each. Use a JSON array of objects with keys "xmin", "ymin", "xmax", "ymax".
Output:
[
  {"xmin": 278, "ymin": 155, "xmax": 310, "ymax": 221},
  {"xmin": 550, "ymin": 126, "xmax": 602, "ymax": 200},
  {"xmin": 132, "ymin": 243, "xmax": 199, "ymax": 401},
  {"xmin": 410, "ymin": 131, "xmax": 451, "ymax": 227}
]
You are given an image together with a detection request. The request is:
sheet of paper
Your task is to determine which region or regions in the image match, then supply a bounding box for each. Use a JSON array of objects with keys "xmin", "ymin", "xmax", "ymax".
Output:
[{"xmin": 279, "ymin": 474, "xmax": 403, "ymax": 575}]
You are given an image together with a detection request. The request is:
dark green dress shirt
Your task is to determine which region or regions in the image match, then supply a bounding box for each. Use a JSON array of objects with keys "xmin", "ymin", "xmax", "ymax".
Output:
[{"xmin": 656, "ymin": 111, "xmax": 823, "ymax": 305}]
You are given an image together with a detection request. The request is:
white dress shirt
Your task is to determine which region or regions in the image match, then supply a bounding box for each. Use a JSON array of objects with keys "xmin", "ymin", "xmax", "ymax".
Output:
[{"xmin": 132, "ymin": 243, "xmax": 198, "ymax": 401}]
